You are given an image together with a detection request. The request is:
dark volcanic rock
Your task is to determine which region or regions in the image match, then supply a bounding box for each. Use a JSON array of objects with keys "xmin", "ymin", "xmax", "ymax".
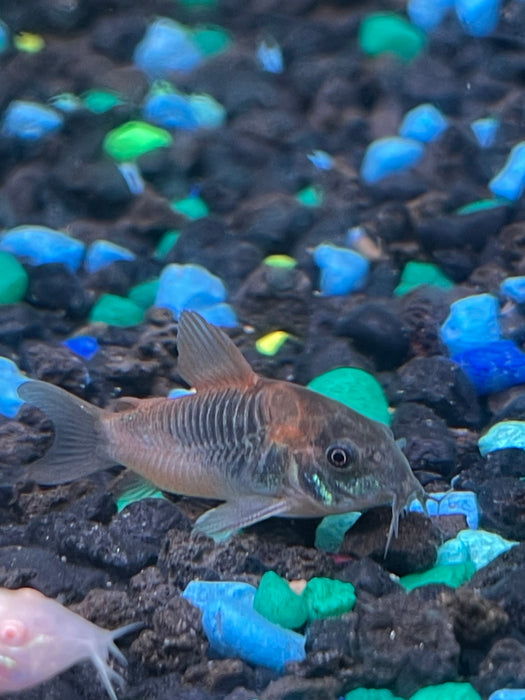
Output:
[
  {"xmin": 475, "ymin": 637, "xmax": 525, "ymax": 697},
  {"xmin": 477, "ymin": 477, "xmax": 525, "ymax": 540}
]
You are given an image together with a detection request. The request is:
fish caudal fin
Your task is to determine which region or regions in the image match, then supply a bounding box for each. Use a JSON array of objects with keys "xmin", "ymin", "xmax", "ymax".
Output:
[
  {"xmin": 194, "ymin": 495, "xmax": 290, "ymax": 541},
  {"xmin": 17, "ymin": 380, "xmax": 114, "ymax": 484}
]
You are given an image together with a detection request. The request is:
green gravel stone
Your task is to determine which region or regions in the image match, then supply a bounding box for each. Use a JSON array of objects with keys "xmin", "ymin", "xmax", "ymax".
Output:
[
  {"xmin": 103, "ymin": 121, "xmax": 172, "ymax": 162},
  {"xmin": 394, "ymin": 261, "xmax": 454, "ymax": 296},
  {"xmin": 399, "ymin": 561, "xmax": 476, "ymax": 591},
  {"xmin": 192, "ymin": 25, "xmax": 232, "ymax": 56},
  {"xmin": 456, "ymin": 198, "xmax": 509, "ymax": 215},
  {"xmin": 295, "ymin": 185, "xmax": 323, "ymax": 207},
  {"xmin": 263, "ymin": 255, "xmax": 297, "ymax": 269},
  {"xmin": 253, "ymin": 571, "xmax": 308, "ymax": 630},
  {"xmin": 0, "ymin": 251, "xmax": 28, "ymax": 304},
  {"xmin": 346, "ymin": 689, "xmax": 403, "ymax": 700},
  {"xmin": 153, "ymin": 230, "xmax": 181, "ymax": 260},
  {"xmin": 82, "ymin": 89, "xmax": 123, "ymax": 114},
  {"xmin": 409, "ymin": 682, "xmax": 482, "ymax": 700},
  {"xmin": 303, "ymin": 577, "xmax": 356, "ymax": 621},
  {"xmin": 359, "ymin": 13, "xmax": 426, "ymax": 62},
  {"xmin": 308, "ymin": 367, "xmax": 391, "ymax": 425},
  {"xmin": 128, "ymin": 279, "xmax": 159, "ymax": 309},
  {"xmin": 171, "ymin": 195, "xmax": 209, "ymax": 219},
  {"xmin": 89, "ymin": 294, "xmax": 144, "ymax": 326}
]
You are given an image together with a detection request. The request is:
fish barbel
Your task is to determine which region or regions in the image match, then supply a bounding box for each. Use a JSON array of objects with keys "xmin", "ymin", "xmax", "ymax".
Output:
[{"xmin": 18, "ymin": 311, "xmax": 426, "ymax": 547}]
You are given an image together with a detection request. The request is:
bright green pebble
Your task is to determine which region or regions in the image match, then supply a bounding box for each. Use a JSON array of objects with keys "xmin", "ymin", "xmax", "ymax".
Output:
[
  {"xmin": 308, "ymin": 367, "xmax": 391, "ymax": 426},
  {"xmin": 399, "ymin": 561, "xmax": 476, "ymax": 591},
  {"xmin": 192, "ymin": 25, "xmax": 232, "ymax": 56},
  {"xmin": 154, "ymin": 230, "xmax": 181, "ymax": 260},
  {"xmin": 171, "ymin": 195, "xmax": 209, "ymax": 219},
  {"xmin": 303, "ymin": 577, "xmax": 356, "ymax": 621},
  {"xmin": 264, "ymin": 254, "xmax": 297, "ymax": 269},
  {"xmin": 254, "ymin": 571, "xmax": 308, "ymax": 629},
  {"xmin": 456, "ymin": 198, "xmax": 509, "ymax": 215},
  {"xmin": 103, "ymin": 121, "xmax": 172, "ymax": 162},
  {"xmin": 394, "ymin": 261, "xmax": 454, "ymax": 296},
  {"xmin": 346, "ymin": 689, "xmax": 403, "ymax": 700},
  {"xmin": 89, "ymin": 294, "xmax": 144, "ymax": 327},
  {"xmin": 0, "ymin": 251, "xmax": 28, "ymax": 304},
  {"xmin": 295, "ymin": 185, "xmax": 323, "ymax": 207},
  {"xmin": 409, "ymin": 682, "xmax": 481, "ymax": 700},
  {"xmin": 359, "ymin": 13, "xmax": 426, "ymax": 62},
  {"xmin": 82, "ymin": 89, "xmax": 123, "ymax": 114},
  {"xmin": 128, "ymin": 279, "xmax": 159, "ymax": 309}
]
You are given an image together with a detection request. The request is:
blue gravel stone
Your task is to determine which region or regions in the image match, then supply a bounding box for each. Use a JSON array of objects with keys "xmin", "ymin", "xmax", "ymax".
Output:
[
  {"xmin": 361, "ymin": 137, "xmax": 425, "ymax": 184},
  {"xmin": 0, "ymin": 20, "xmax": 10, "ymax": 53},
  {"xmin": 407, "ymin": 0, "xmax": 454, "ymax": 30},
  {"xmin": 0, "ymin": 225, "xmax": 85, "ymax": 272},
  {"xmin": 479, "ymin": 420, "xmax": 525, "ymax": 456},
  {"xmin": 313, "ymin": 243, "xmax": 369, "ymax": 295},
  {"xmin": 63, "ymin": 336, "xmax": 100, "ymax": 361},
  {"xmin": 409, "ymin": 490, "xmax": 479, "ymax": 528},
  {"xmin": 471, "ymin": 117, "xmax": 499, "ymax": 148},
  {"xmin": 2, "ymin": 100, "xmax": 63, "ymax": 141},
  {"xmin": 489, "ymin": 141, "xmax": 525, "ymax": 201},
  {"xmin": 256, "ymin": 38, "xmax": 284, "ymax": 73},
  {"xmin": 143, "ymin": 92, "xmax": 199, "ymax": 130},
  {"xmin": 0, "ymin": 359, "xmax": 28, "ymax": 418},
  {"xmin": 155, "ymin": 263, "xmax": 232, "ymax": 321},
  {"xmin": 399, "ymin": 103, "xmax": 448, "ymax": 143},
  {"xmin": 437, "ymin": 529, "xmax": 518, "ymax": 570},
  {"xmin": 183, "ymin": 581, "xmax": 306, "ymax": 672},
  {"xmin": 440, "ymin": 293, "xmax": 501, "ymax": 356},
  {"xmin": 133, "ymin": 18, "xmax": 203, "ymax": 79},
  {"xmin": 452, "ymin": 340, "xmax": 525, "ymax": 395},
  {"xmin": 455, "ymin": 0, "xmax": 502, "ymax": 37},
  {"xmin": 489, "ymin": 690, "xmax": 525, "ymax": 700},
  {"xmin": 85, "ymin": 240, "xmax": 135, "ymax": 274},
  {"xmin": 500, "ymin": 276, "xmax": 525, "ymax": 303},
  {"xmin": 307, "ymin": 150, "xmax": 333, "ymax": 170}
]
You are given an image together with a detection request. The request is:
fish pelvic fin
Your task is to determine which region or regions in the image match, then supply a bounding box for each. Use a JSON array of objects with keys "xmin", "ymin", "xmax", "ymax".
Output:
[
  {"xmin": 177, "ymin": 311, "xmax": 257, "ymax": 390},
  {"xmin": 17, "ymin": 380, "xmax": 114, "ymax": 484},
  {"xmin": 194, "ymin": 495, "xmax": 290, "ymax": 541}
]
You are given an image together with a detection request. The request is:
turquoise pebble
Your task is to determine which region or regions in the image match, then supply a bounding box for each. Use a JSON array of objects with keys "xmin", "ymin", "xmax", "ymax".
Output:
[
  {"xmin": 489, "ymin": 141, "xmax": 525, "ymax": 201},
  {"xmin": 183, "ymin": 581, "xmax": 306, "ymax": 672},
  {"xmin": 410, "ymin": 682, "xmax": 481, "ymax": 700},
  {"xmin": 440, "ymin": 293, "xmax": 501, "ymax": 356},
  {"xmin": 398, "ymin": 103, "xmax": 448, "ymax": 143},
  {"xmin": 361, "ymin": 137, "xmax": 425, "ymax": 184},
  {"xmin": 315, "ymin": 512, "xmax": 362, "ymax": 552},
  {"xmin": 479, "ymin": 420, "xmax": 525, "ymax": 456},
  {"xmin": 437, "ymin": 529, "xmax": 518, "ymax": 570},
  {"xmin": 0, "ymin": 359, "xmax": 28, "ymax": 418},
  {"xmin": 134, "ymin": 18, "xmax": 203, "ymax": 78},
  {"xmin": 0, "ymin": 225, "xmax": 85, "ymax": 272},
  {"xmin": 187, "ymin": 94, "xmax": 226, "ymax": 129},
  {"xmin": 346, "ymin": 690, "xmax": 403, "ymax": 700},
  {"xmin": 501, "ymin": 276, "xmax": 525, "ymax": 303},
  {"xmin": 471, "ymin": 117, "xmax": 499, "ymax": 148},
  {"xmin": 84, "ymin": 240, "xmax": 135, "ymax": 274},
  {"xmin": 313, "ymin": 243, "xmax": 369, "ymax": 295},
  {"xmin": 63, "ymin": 336, "xmax": 100, "ymax": 361},
  {"xmin": 455, "ymin": 0, "xmax": 502, "ymax": 37},
  {"xmin": 2, "ymin": 100, "xmax": 63, "ymax": 141},
  {"xmin": 0, "ymin": 20, "xmax": 10, "ymax": 52}
]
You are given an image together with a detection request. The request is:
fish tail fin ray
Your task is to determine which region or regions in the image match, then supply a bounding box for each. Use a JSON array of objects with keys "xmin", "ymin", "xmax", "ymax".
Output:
[
  {"xmin": 194, "ymin": 495, "xmax": 290, "ymax": 540},
  {"xmin": 17, "ymin": 380, "xmax": 114, "ymax": 484}
]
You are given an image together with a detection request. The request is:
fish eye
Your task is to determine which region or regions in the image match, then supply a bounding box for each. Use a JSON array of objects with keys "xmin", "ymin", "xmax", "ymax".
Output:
[{"xmin": 326, "ymin": 444, "xmax": 356, "ymax": 469}]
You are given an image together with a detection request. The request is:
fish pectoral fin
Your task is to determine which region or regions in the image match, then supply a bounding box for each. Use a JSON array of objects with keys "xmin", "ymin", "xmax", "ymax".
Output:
[{"xmin": 194, "ymin": 496, "xmax": 290, "ymax": 540}]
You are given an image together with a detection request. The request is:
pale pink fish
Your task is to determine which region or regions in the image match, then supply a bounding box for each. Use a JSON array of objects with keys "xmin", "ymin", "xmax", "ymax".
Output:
[
  {"xmin": 19, "ymin": 311, "xmax": 427, "ymax": 548},
  {"xmin": 0, "ymin": 587, "xmax": 140, "ymax": 698}
]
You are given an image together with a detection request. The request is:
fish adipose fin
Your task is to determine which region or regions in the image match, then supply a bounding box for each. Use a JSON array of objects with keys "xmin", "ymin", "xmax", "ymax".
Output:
[
  {"xmin": 177, "ymin": 311, "xmax": 257, "ymax": 390},
  {"xmin": 194, "ymin": 495, "xmax": 290, "ymax": 540},
  {"xmin": 17, "ymin": 380, "xmax": 115, "ymax": 484}
]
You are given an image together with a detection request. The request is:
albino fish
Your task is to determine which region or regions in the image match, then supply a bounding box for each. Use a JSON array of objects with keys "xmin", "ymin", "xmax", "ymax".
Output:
[
  {"xmin": 0, "ymin": 587, "xmax": 140, "ymax": 698},
  {"xmin": 19, "ymin": 311, "xmax": 426, "ymax": 547}
]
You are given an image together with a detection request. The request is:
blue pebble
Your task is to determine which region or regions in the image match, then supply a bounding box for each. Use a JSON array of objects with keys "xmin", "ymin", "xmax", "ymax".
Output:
[
  {"xmin": 168, "ymin": 387, "xmax": 196, "ymax": 399},
  {"xmin": 489, "ymin": 141, "xmax": 525, "ymax": 201},
  {"xmin": 133, "ymin": 18, "xmax": 203, "ymax": 79},
  {"xmin": 437, "ymin": 529, "xmax": 518, "ymax": 570},
  {"xmin": 0, "ymin": 359, "xmax": 28, "ymax": 418},
  {"xmin": 409, "ymin": 490, "xmax": 479, "ymax": 528},
  {"xmin": 117, "ymin": 163, "xmax": 145, "ymax": 195},
  {"xmin": 471, "ymin": 117, "xmax": 499, "ymax": 148},
  {"xmin": 452, "ymin": 339, "xmax": 525, "ymax": 395},
  {"xmin": 155, "ymin": 263, "xmax": 228, "ymax": 319},
  {"xmin": 63, "ymin": 336, "xmax": 100, "ymax": 361},
  {"xmin": 183, "ymin": 581, "xmax": 306, "ymax": 672},
  {"xmin": 489, "ymin": 691, "xmax": 525, "ymax": 700},
  {"xmin": 143, "ymin": 92, "xmax": 199, "ymax": 130},
  {"xmin": 256, "ymin": 38, "xmax": 284, "ymax": 74},
  {"xmin": 500, "ymin": 276, "xmax": 525, "ymax": 304},
  {"xmin": 399, "ymin": 103, "xmax": 448, "ymax": 143},
  {"xmin": 188, "ymin": 94, "xmax": 226, "ymax": 129},
  {"xmin": 479, "ymin": 420, "xmax": 525, "ymax": 456},
  {"xmin": 84, "ymin": 240, "xmax": 135, "ymax": 274},
  {"xmin": 440, "ymin": 293, "xmax": 501, "ymax": 356},
  {"xmin": 407, "ymin": 0, "xmax": 455, "ymax": 29},
  {"xmin": 0, "ymin": 225, "xmax": 85, "ymax": 272},
  {"xmin": 307, "ymin": 150, "xmax": 333, "ymax": 170},
  {"xmin": 361, "ymin": 137, "xmax": 425, "ymax": 184},
  {"xmin": 197, "ymin": 302, "xmax": 238, "ymax": 328},
  {"xmin": 2, "ymin": 100, "xmax": 63, "ymax": 141},
  {"xmin": 455, "ymin": 0, "xmax": 502, "ymax": 37},
  {"xmin": 313, "ymin": 243, "xmax": 369, "ymax": 296},
  {"xmin": 49, "ymin": 93, "xmax": 83, "ymax": 113}
]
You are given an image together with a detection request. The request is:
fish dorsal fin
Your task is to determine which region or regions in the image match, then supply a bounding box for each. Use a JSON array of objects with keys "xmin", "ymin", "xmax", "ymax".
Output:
[{"xmin": 177, "ymin": 311, "xmax": 257, "ymax": 390}]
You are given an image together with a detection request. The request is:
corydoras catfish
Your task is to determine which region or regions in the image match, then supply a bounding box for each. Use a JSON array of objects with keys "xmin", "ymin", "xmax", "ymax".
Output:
[{"xmin": 18, "ymin": 311, "xmax": 426, "ymax": 547}]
